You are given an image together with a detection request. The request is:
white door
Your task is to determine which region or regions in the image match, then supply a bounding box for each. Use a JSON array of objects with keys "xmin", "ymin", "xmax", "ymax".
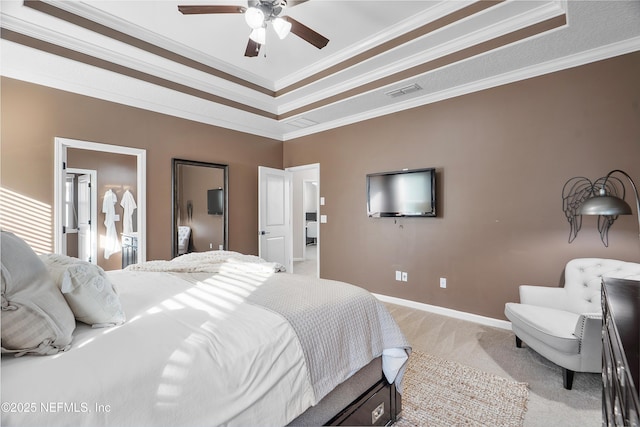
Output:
[
  {"xmin": 258, "ymin": 166, "xmax": 293, "ymax": 272},
  {"xmin": 77, "ymin": 174, "xmax": 92, "ymax": 263}
]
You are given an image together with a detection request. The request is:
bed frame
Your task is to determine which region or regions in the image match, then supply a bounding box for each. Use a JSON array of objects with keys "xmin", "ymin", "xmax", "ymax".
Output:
[{"xmin": 288, "ymin": 357, "xmax": 402, "ymax": 426}]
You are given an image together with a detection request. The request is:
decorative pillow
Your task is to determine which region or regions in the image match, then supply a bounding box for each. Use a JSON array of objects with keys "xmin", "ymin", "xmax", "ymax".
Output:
[
  {"xmin": 1, "ymin": 231, "xmax": 76, "ymax": 356},
  {"xmin": 39, "ymin": 253, "xmax": 126, "ymax": 328}
]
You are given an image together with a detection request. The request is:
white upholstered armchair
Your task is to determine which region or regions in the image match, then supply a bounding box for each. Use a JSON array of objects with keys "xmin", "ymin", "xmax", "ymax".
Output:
[
  {"xmin": 177, "ymin": 226, "xmax": 191, "ymax": 255},
  {"xmin": 505, "ymin": 258, "xmax": 640, "ymax": 389}
]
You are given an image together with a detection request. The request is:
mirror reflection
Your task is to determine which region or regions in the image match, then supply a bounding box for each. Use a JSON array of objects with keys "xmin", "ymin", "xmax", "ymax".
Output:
[{"xmin": 172, "ymin": 159, "xmax": 228, "ymax": 258}]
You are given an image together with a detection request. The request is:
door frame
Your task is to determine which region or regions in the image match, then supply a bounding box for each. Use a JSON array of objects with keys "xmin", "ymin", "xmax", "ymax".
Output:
[
  {"xmin": 54, "ymin": 137, "xmax": 147, "ymax": 264},
  {"xmin": 66, "ymin": 168, "xmax": 98, "ymax": 264},
  {"xmin": 287, "ymin": 163, "xmax": 320, "ymax": 277}
]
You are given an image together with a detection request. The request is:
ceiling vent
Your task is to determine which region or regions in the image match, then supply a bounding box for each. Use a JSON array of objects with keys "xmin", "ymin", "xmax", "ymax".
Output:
[
  {"xmin": 384, "ymin": 83, "xmax": 422, "ymax": 98},
  {"xmin": 285, "ymin": 117, "xmax": 318, "ymax": 128}
]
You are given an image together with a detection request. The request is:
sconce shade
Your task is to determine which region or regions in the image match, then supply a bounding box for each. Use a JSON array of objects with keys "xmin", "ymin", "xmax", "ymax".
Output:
[{"xmin": 578, "ymin": 195, "xmax": 632, "ymax": 216}]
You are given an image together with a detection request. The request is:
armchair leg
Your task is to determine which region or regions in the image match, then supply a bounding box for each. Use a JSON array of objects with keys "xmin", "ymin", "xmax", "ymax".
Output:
[
  {"xmin": 515, "ymin": 336, "xmax": 522, "ymax": 348},
  {"xmin": 563, "ymin": 368, "xmax": 574, "ymax": 390}
]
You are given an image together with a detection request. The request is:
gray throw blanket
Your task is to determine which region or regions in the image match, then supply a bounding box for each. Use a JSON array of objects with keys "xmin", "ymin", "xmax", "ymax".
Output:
[{"xmin": 244, "ymin": 272, "xmax": 411, "ymax": 402}]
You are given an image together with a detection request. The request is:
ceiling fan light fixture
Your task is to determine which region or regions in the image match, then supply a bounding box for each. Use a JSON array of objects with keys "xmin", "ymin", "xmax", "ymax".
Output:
[
  {"xmin": 244, "ymin": 7, "xmax": 265, "ymax": 29},
  {"xmin": 272, "ymin": 17, "xmax": 292, "ymax": 39},
  {"xmin": 249, "ymin": 26, "xmax": 266, "ymax": 45}
]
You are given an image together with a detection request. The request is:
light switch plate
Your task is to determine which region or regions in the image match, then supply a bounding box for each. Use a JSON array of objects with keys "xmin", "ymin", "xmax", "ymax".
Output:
[{"xmin": 320, "ymin": 215, "xmax": 327, "ymax": 223}]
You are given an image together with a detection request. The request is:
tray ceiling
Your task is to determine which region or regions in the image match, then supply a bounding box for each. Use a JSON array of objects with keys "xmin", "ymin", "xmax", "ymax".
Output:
[{"xmin": 2, "ymin": 0, "xmax": 640, "ymax": 140}]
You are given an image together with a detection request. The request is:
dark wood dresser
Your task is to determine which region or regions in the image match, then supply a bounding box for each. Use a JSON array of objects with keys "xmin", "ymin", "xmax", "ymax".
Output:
[{"xmin": 602, "ymin": 277, "xmax": 640, "ymax": 426}]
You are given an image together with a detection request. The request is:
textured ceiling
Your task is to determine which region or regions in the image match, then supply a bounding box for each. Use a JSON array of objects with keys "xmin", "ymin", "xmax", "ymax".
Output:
[{"xmin": 2, "ymin": 0, "xmax": 640, "ymax": 140}]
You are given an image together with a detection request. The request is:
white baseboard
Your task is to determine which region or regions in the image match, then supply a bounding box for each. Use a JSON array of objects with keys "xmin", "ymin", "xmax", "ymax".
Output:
[{"xmin": 374, "ymin": 293, "xmax": 512, "ymax": 331}]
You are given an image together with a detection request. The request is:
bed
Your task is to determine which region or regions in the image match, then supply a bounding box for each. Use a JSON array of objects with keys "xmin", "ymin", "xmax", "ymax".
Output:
[{"xmin": 1, "ymin": 231, "xmax": 411, "ymax": 426}]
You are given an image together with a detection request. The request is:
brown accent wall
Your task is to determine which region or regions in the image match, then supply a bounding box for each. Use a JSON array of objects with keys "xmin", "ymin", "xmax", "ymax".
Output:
[
  {"xmin": 284, "ymin": 52, "xmax": 640, "ymax": 320},
  {"xmin": 0, "ymin": 77, "xmax": 283, "ymax": 262},
  {"xmin": 2, "ymin": 52, "xmax": 639, "ymax": 320}
]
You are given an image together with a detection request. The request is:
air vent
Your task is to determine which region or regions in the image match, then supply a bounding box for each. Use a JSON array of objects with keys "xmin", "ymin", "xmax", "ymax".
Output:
[
  {"xmin": 286, "ymin": 117, "xmax": 318, "ymax": 128},
  {"xmin": 384, "ymin": 83, "xmax": 422, "ymax": 98}
]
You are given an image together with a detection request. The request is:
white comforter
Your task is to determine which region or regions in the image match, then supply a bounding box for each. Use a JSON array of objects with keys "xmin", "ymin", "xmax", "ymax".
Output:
[{"xmin": 2, "ymin": 261, "xmax": 409, "ymax": 426}]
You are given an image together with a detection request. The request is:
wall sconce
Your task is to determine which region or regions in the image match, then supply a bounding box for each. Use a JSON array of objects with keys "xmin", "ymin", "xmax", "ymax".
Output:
[
  {"xmin": 562, "ymin": 169, "xmax": 639, "ymax": 247},
  {"xmin": 187, "ymin": 200, "xmax": 193, "ymax": 222}
]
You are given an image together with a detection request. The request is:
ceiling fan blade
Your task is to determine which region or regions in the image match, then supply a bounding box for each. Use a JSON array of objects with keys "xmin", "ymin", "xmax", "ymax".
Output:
[
  {"xmin": 178, "ymin": 5, "xmax": 246, "ymax": 15},
  {"xmin": 285, "ymin": 1, "xmax": 309, "ymax": 7},
  {"xmin": 244, "ymin": 38, "xmax": 261, "ymax": 57},
  {"xmin": 284, "ymin": 16, "xmax": 329, "ymax": 49}
]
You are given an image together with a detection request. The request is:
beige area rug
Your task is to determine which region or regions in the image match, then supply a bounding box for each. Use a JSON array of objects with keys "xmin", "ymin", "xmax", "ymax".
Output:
[{"xmin": 396, "ymin": 350, "xmax": 529, "ymax": 427}]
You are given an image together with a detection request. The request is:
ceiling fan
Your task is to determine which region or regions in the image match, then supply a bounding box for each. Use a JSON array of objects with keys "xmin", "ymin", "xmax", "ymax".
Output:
[{"xmin": 178, "ymin": 1, "xmax": 329, "ymax": 57}]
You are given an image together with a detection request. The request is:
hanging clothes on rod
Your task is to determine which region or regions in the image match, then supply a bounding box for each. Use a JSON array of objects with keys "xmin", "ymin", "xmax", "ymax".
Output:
[
  {"xmin": 102, "ymin": 189, "xmax": 120, "ymax": 259},
  {"xmin": 120, "ymin": 189, "xmax": 137, "ymax": 235}
]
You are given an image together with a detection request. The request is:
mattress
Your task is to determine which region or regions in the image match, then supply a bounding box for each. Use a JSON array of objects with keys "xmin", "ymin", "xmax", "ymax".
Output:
[{"xmin": 2, "ymin": 259, "xmax": 410, "ymax": 426}]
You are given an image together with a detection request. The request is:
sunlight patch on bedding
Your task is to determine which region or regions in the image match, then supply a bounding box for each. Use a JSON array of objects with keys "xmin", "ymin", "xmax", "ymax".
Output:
[
  {"xmin": 146, "ymin": 306, "xmax": 163, "ymax": 315},
  {"xmin": 211, "ymin": 272, "xmax": 272, "ymax": 292},
  {"xmin": 161, "ymin": 299, "xmax": 186, "ymax": 311},
  {"xmin": 200, "ymin": 276, "xmax": 255, "ymax": 296},
  {"xmin": 127, "ymin": 313, "xmax": 143, "ymax": 323},
  {"xmin": 157, "ymin": 383, "xmax": 182, "ymax": 399},
  {"xmin": 151, "ymin": 269, "xmax": 278, "ymax": 407},
  {"xmin": 74, "ymin": 323, "xmax": 121, "ymax": 349},
  {"xmin": 216, "ymin": 274, "xmax": 264, "ymax": 291},
  {"xmin": 191, "ymin": 280, "xmax": 249, "ymax": 304},
  {"xmin": 218, "ymin": 268, "xmax": 274, "ymax": 286},
  {"xmin": 156, "ymin": 321, "xmax": 216, "ymax": 406},
  {"xmin": 173, "ymin": 293, "xmax": 227, "ymax": 317}
]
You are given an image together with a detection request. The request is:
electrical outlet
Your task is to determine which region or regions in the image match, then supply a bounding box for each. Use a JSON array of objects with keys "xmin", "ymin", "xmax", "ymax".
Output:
[
  {"xmin": 209, "ymin": 243, "xmax": 213, "ymax": 249},
  {"xmin": 402, "ymin": 272, "xmax": 408, "ymax": 282},
  {"xmin": 440, "ymin": 277, "xmax": 447, "ymax": 288},
  {"xmin": 395, "ymin": 271, "xmax": 402, "ymax": 281}
]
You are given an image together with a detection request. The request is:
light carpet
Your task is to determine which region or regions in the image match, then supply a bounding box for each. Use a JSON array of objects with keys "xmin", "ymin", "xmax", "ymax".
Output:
[{"xmin": 396, "ymin": 350, "xmax": 529, "ymax": 427}]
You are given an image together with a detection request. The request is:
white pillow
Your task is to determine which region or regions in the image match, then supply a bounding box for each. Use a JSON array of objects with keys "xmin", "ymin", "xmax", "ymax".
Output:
[
  {"xmin": 39, "ymin": 254, "xmax": 126, "ymax": 328},
  {"xmin": 1, "ymin": 231, "xmax": 76, "ymax": 356}
]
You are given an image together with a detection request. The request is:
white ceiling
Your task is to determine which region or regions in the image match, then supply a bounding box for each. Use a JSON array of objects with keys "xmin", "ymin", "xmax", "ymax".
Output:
[{"xmin": 2, "ymin": 0, "xmax": 640, "ymax": 141}]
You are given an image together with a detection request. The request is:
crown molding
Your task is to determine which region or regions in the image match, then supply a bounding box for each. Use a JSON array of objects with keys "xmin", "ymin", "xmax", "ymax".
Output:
[
  {"xmin": 0, "ymin": 13, "xmax": 278, "ymax": 114},
  {"xmin": 275, "ymin": 0, "xmax": 566, "ymax": 115},
  {"xmin": 36, "ymin": 0, "xmax": 273, "ymax": 90},
  {"xmin": 0, "ymin": 39, "xmax": 285, "ymax": 140},
  {"xmin": 272, "ymin": 0, "xmax": 469, "ymax": 90},
  {"xmin": 282, "ymin": 36, "xmax": 640, "ymax": 141}
]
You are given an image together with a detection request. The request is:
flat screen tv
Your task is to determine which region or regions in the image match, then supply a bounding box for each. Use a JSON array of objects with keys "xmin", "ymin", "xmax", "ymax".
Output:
[
  {"xmin": 207, "ymin": 188, "xmax": 224, "ymax": 215},
  {"xmin": 366, "ymin": 168, "xmax": 436, "ymax": 217}
]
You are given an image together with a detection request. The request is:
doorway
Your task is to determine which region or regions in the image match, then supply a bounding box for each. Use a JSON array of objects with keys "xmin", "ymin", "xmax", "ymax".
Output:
[
  {"xmin": 64, "ymin": 168, "xmax": 97, "ymax": 263},
  {"xmin": 257, "ymin": 163, "xmax": 320, "ymax": 277},
  {"xmin": 289, "ymin": 164, "xmax": 320, "ymax": 277},
  {"xmin": 54, "ymin": 137, "xmax": 147, "ymax": 266}
]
